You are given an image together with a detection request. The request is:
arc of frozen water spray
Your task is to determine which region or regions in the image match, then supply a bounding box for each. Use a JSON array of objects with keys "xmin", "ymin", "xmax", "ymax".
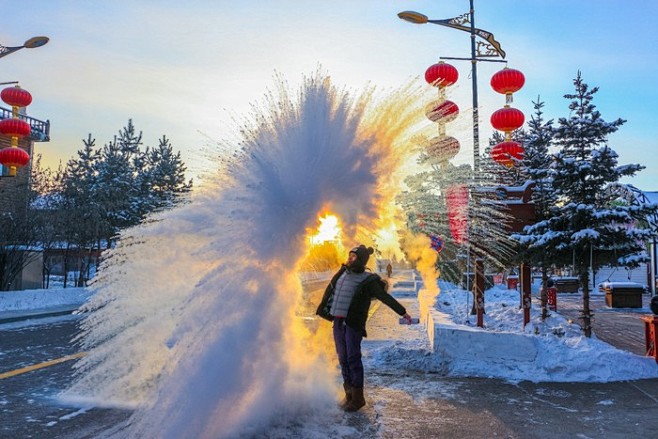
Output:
[{"xmin": 64, "ymin": 70, "xmax": 425, "ymax": 438}]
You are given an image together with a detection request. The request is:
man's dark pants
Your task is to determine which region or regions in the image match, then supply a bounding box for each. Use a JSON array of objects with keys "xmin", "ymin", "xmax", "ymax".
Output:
[{"xmin": 332, "ymin": 318, "xmax": 364, "ymax": 388}]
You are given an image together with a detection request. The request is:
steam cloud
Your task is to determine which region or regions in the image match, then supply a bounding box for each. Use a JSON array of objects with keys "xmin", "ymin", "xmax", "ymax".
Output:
[{"xmin": 63, "ymin": 71, "xmax": 424, "ymax": 438}]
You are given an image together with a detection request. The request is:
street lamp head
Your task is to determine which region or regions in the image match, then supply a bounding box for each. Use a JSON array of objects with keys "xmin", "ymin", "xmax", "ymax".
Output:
[
  {"xmin": 23, "ymin": 36, "xmax": 49, "ymax": 49},
  {"xmin": 0, "ymin": 36, "xmax": 49, "ymax": 60},
  {"xmin": 398, "ymin": 11, "xmax": 428, "ymax": 24}
]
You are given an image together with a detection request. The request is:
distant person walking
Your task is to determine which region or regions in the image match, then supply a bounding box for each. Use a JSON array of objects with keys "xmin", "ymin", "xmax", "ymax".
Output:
[
  {"xmin": 316, "ymin": 245, "xmax": 411, "ymax": 412},
  {"xmin": 386, "ymin": 262, "xmax": 393, "ymax": 278}
]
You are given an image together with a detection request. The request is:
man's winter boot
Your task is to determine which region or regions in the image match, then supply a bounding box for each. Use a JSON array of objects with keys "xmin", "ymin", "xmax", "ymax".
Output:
[
  {"xmin": 339, "ymin": 382, "xmax": 352, "ymax": 409},
  {"xmin": 344, "ymin": 386, "xmax": 365, "ymax": 412}
]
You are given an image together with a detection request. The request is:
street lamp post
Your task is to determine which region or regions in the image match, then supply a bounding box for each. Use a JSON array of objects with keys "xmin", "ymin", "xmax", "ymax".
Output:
[
  {"xmin": 399, "ymin": 3, "xmax": 509, "ymax": 327},
  {"xmin": 0, "ymin": 36, "xmax": 49, "ymax": 177},
  {"xmin": 0, "ymin": 36, "xmax": 49, "ymax": 60},
  {"xmin": 398, "ymin": 2, "xmax": 505, "ymax": 173}
]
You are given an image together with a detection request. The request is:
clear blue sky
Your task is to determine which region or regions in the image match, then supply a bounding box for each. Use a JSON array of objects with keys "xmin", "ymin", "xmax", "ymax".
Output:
[{"xmin": 3, "ymin": 0, "xmax": 657, "ymax": 189}]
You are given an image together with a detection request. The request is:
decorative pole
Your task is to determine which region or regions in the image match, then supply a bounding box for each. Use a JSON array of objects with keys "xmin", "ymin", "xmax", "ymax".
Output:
[
  {"xmin": 488, "ymin": 67, "xmax": 532, "ymax": 327},
  {"xmin": 0, "ymin": 36, "xmax": 48, "ymax": 176},
  {"xmin": 0, "ymin": 86, "xmax": 32, "ymax": 176},
  {"xmin": 423, "ymin": 61, "xmax": 461, "ymax": 275},
  {"xmin": 490, "ymin": 67, "xmax": 526, "ymax": 168},
  {"xmin": 399, "ymin": 2, "xmax": 507, "ymax": 328},
  {"xmin": 398, "ymin": 2, "xmax": 505, "ymax": 174}
]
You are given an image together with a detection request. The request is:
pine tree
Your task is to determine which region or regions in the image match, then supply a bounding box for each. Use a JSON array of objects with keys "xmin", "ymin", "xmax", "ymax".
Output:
[
  {"xmin": 139, "ymin": 136, "xmax": 192, "ymax": 212},
  {"xmin": 525, "ymin": 72, "xmax": 655, "ymax": 336},
  {"xmin": 511, "ymin": 98, "xmax": 556, "ymax": 319},
  {"xmin": 95, "ymin": 123, "xmax": 143, "ymax": 234},
  {"xmin": 54, "ymin": 121, "xmax": 193, "ymax": 285},
  {"xmin": 59, "ymin": 135, "xmax": 107, "ymax": 286}
]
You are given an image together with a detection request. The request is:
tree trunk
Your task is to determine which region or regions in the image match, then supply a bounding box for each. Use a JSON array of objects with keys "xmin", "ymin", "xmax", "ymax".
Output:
[
  {"xmin": 541, "ymin": 266, "xmax": 549, "ymax": 320},
  {"xmin": 474, "ymin": 259, "xmax": 485, "ymax": 327},
  {"xmin": 521, "ymin": 263, "xmax": 532, "ymax": 327},
  {"xmin": 580, "ymin": 270, "xmax": 593, "ymax": 337},
  {"xmin": 63, "ymin": 246, "xmax": 70, "ymax": 289}
]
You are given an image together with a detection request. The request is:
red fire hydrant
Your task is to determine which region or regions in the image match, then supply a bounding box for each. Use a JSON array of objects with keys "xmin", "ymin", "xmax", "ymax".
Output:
[{"xmin": 507, "ymin": 275, "xmax": 519, "ymax": 290}]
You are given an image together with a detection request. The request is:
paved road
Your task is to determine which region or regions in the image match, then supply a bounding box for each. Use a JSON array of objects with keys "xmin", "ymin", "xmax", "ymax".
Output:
[
  {"xmin": 361, "ymin": 291, "xmax": 658, "ymax": 439},
  {"xmin": 0, "ymin": 317, "xmax": 130, "ymax": 439},
  {"xmin": 546, "ymin": 292, "xmax": 650, "ymax": 356}
]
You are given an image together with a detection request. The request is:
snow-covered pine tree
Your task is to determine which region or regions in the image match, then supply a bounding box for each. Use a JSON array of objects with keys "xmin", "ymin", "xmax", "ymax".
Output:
[
  {"xmin": 60, "ymin": 134, "xmax": 105, "ymax": 244},
  {"xmin": 397, "ymin": 157, "xmax": 470, "ymax": 285},
  {"xmin": 57, "ymin": 134, "xmax": 106, "ymax": 286},
  {"xmin": 527, "ymin": 72, "xmax": 654, "ymax": 336},
  {"xmin": 138, "ymin": 135, "xmax": 192, "ymax": 212},
  {"xmin": 512, "ymin": 98, "xmax": 555, "ymax": 319},
  {"xmin": 59, "ymin": 121, "xmax": 192, "ymax": 250}
]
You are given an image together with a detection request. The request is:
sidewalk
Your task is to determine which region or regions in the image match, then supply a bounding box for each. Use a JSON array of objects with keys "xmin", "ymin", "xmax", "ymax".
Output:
[
  {"xmin": 0, "ymin": 305, "xmax": 81, "ymax": 324},
  {"xmin": 544, "ymin": 292, "xmax": 651, "ymax": 356},
  {"xmin": 362, "ymin": 286, "xmax": 658, "ymax": 439},
  {"xmin": 0, "ymin": 288, "xmax": 89, "ymax": 325}
]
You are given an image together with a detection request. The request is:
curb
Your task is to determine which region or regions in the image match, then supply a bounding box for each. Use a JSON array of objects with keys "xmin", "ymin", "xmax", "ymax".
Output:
[{"xmin": 0, "ymin": 307, "xmax": 80, "ymax": 325}]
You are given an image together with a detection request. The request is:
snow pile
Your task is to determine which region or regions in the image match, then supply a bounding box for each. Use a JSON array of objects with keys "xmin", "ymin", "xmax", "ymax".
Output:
[
  {"xmin": 368, "ymin": 280, "xmax": 658, "ymax": 383},
  {"xmin": 0, "ymin": 288, "xmax": 90, "ymax": 312}
]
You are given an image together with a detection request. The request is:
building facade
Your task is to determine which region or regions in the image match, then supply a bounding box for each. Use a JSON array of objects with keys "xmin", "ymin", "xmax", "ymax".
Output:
[{"xmin": 0, "ymin": 104, "xmax": 50, "ymax": 290}]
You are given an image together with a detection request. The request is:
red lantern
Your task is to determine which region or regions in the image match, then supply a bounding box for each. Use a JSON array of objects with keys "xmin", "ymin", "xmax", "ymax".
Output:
[
  {"xmin": 425, "ymin": 62, "xmax": 458, "ymax": 88},
  {"xmin": 0, "ymin": 147, "xmax": 30, "ymax": 168},
  {"xmin": 490, "ymin": 107, "xmax": 525, "ymax": 133},
  {"xmin": 0, "ymin": 119, "xmax": 31, "ymax": 137},
  {"xmin": 425, "ymin": 99, "xmax": 459, "ymax": 122},
  {"xmin": 491, "ymin": 68, "xmax": 525, "ymax": 95},
  {"xmin": 491, "ymin": 141, "xmax": 525, "ymax": 168},
  {"xmin": 427, "ymin": 136, "xmax": 460, "ymax": 161},
  {"xmin": 445, "ymin": 184, "xmax": 468, "ymax": 245},
  {"xmin": 1, "ymin": 86, "xmax": 32, "ymax": 108}
]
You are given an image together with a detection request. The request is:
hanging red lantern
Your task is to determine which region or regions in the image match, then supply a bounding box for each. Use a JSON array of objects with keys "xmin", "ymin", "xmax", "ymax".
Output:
[
  {"xmin": 445, "ymin": 184, "xmax": 468, "ymax": 245},
  {"xmin": 0, "ymin": 147, "xmax": 30, "ymax": 168},
  {"xmin": 0, "ymin": 119, "xmax": 31, "ymax": 138},
  {"xmin": 491, "ymin": 68, "xmax": 525, "ymax": 95},
  {"xmin": 1, "ymin": 86, "xmax": 32, "ymax": 108},
  {"xmin": 425, "ymin": 62, "xmax": 459, "ymax": 88},
  {"xmin": 425, "ymin": 99, "xmax": 459, "ymax": 122},
  {"xmin": 491, "ymin": 141, "xmax": 525, "ymax": 168},
  {"xmin": 426, "ymin": 136, "xmax": 460, "ymax": 161},
  {"xmin": 490, "ymin": 107, "xmax": 525, "ymax": 133},
  {"xmin": 0, "ymin": 86, "xmax": 33, "ymax": 176}
]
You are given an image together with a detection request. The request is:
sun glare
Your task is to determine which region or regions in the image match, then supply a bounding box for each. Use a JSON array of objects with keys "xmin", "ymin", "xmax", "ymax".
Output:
[{"xmin": 309, "ymin": 214, "xmax": 341, "ymax": 246}]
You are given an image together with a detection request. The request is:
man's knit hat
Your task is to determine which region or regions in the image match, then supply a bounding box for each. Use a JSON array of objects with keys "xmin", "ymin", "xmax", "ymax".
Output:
[{"xmin": 350, "ymin": 245, "xmax": 374, "ymax": 267}]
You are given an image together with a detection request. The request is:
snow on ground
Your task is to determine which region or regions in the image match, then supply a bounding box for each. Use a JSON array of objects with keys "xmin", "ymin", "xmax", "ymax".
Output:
[
  {"xmin": 0, "ymin": 288, "xmax": 90, "ymax": 332},
  {"xmin": 367, "ymin": 277, "xmax": 658, "ymax": 383},
  {"xmin": 0, "ymin": 287, "xmax": 89, "ymax": 313}
]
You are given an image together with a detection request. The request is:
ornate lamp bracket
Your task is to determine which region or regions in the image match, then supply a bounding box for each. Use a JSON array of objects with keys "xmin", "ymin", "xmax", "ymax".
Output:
[{"xmin": 476, "ymin": 41, "xmax": 502, "ymax": 58}]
